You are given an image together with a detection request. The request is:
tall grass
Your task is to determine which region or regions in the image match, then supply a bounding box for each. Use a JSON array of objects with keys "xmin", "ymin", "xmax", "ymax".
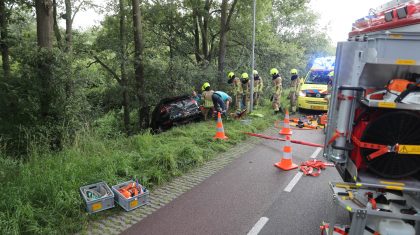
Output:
[{"xmin": 0, "ymin": 102, "xmax": 290, "ymax": 234}]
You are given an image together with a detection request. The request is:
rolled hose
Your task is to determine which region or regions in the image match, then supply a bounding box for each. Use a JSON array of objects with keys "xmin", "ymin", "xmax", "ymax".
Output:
[{"xmin": 361, "ymin": 111, "xmax": 420, "ymax": 178}]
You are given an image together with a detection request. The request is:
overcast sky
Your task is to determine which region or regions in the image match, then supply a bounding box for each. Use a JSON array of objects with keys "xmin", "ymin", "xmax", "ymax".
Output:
[
  {"xmin": 310, "ymin": 0, "xmax": 389, "ymax": 43},
  {"xmin": 71, "ymin": 0, "xmax": 391, "ymax": 45}
]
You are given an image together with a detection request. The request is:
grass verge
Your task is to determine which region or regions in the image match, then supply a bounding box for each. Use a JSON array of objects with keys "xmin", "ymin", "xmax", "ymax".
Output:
[{"xmin": 0, "ymin": 99, "xmax": 291, "ymax": 234}]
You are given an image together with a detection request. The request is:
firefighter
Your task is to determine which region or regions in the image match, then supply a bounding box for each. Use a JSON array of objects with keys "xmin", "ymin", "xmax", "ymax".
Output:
[
  {"xmin": 201, "ymin": 82, "xmax": 215, "ymax": 120},
  {"xmin": 289, "ymin": 68, "xmax": 300, "ymax": 113},
  {"xmin": 253, "ymin": 70, "xmax": 263, "ymax": 108},
  {"xmin": 270, "ymin": 68, "xmax": 282, "ymax": 114},
  {"xmin": 241, "ymin": 72, "xmax": 250, "ymax": 112},
  {"xmin": 227, "ymin": 72, "xmax": 243, "ymax": 111}
]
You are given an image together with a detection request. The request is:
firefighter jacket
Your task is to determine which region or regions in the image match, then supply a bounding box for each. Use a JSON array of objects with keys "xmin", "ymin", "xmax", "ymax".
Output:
[
  {"xmin": 242, "ymin": 79, "xmax": 250, "ymax": 95},
  {"xmin": 202, "ymin": 90, "xmax": 215, "ymax": 108},
  {"xmin": 272, "ymin": 75, "xmax": 282, "ymax": 95},
  {"xmin": 228, "ymin": 77, "xmax": 243, "ymax": 95},
  {"xmin": 254, "ymin": 75, "xmax": 263, "ymax": 93}
]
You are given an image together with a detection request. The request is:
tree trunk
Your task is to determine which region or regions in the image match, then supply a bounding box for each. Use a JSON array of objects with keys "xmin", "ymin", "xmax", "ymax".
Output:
[
  {"xmin": 0, "ymin": 0, "xmax": 10, "ymax": 79},
  {"xmin": 52, "ymin": 0, "xmax": 62, "ymax": 49},
  {"xmin": 217, "ymin": 0, "xmax": 238, "ymax": 85},
  {"xmin": 64, "ymin": 0, "xmax": 72, "ymax": 52},
  {"xmin": 202, "ymin": 0, "xmax": 211, "ymax": 60},
  {"xmin": 35, "ymin": 0, "xmax": 53, "ymax": 49},
  {"xmin": 131, "ymin": 0, "xmax": 147, "ymax": 129},
  {"xmin": 217, "ymin": 0, "xmax": 228, "ymax": 85},
  {"xmin": 192, "ymin": 9, "xmax": 201, "ymax": 63},
  {"xmin": 35, "ymin": 0, "xmax": 54, "ymax": 119},
  {"xmin": 119, "ymin": 0, "xmax": 130, "ymax": 134}
]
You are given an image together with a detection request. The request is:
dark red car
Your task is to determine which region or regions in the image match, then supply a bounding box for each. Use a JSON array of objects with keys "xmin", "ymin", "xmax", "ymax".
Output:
[{"xmin": 151, "ymin": 95, "xmax": 203, "ymax": 133}]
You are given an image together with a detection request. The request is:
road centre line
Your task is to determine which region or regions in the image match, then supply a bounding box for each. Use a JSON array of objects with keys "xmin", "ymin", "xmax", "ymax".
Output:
[
  {"xmin": 247, "ymin": 217, "xmax": 269, "ymax": 235},
  {"xmin": 283, "ymin": 147, "xmax": 322, "ymax": 192},
  {"xmin": 283, "ymin": 172, "xmax": 303, "ymax": 192},
  {"xmin": 310, "ymin": 147, "xmax": 323, "ymax": 159}
]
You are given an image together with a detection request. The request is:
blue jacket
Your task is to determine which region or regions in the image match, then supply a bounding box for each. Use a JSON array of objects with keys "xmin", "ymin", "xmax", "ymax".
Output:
[{"xmin": 214, "ymin": 91, "xmax": 231, "ymax": 102}]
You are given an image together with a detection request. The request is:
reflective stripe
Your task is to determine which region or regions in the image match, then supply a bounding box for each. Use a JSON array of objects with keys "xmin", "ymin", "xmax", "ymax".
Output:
[
  {"xmin": 398, "ymin": 144, "xmax": 420, "ymax": 155},
  {"xmin": 283, "ymin": 151, "xmax": 292, "ymax": 159},
  {"xmin": 203, "ymin": 99, "xmax": 213, "ymax": 108},
  {"xmin": 216, "ymin": 127, "xmax": 224, "ymax": 132}
]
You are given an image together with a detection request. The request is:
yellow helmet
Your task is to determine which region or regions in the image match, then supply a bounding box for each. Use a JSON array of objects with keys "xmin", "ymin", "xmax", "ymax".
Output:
[
  {"xmin": 228, "ymin": 72, "xmax": 235, "ymax": 79},
  {"xmin": 328, "ymin": 71, "xmax": 334, "ymax": 77},
  {"xmin": 290, "ymin": 69, "xmax": 298, "ymax": 75},
  {"xmin": 241, "ymin": 73, "xmax": 249, "ymax": 79},
  {"xmin": 270, "ymin": 68, "xmax": 279, "ymax": 75},
  {"xmin": 253, "ymin": 70, "xmax": 258, "ymax": 75},
  {"xmin": 201, "ymin": 82, "xmax": 210, "ymax": 91}
]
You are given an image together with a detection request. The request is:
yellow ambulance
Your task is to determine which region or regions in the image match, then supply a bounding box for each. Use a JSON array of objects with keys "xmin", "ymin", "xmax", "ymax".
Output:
[{"xmin": 297, "ymin": 57, "xmax": 335, "ymax": 111}]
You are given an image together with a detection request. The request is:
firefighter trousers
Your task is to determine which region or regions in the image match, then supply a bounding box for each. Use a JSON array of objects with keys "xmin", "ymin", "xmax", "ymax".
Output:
[
  {"xmin": 234, "ymin": 93, "xmax": 243, "ymax": 111},
  {"xmin": 272, "ymin": 87, "xmax": 282, "ymax": 112}
]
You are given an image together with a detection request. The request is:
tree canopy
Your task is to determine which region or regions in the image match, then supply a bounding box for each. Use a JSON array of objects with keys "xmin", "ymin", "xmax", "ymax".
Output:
[{"xmin": 0, "ymin": 0, "xmax": 334, "ymax": 155}]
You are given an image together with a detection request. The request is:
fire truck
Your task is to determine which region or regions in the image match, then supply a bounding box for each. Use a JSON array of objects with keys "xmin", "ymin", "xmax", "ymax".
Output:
[{"xmin": 323, "ymin": 0, "xmax": 420, "ymax": 234}]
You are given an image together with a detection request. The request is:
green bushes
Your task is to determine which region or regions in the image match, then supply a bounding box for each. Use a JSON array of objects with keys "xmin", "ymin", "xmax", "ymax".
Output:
[{"xmin": 0, "ymin": 107, "xmax": 278, "ymax": 234}]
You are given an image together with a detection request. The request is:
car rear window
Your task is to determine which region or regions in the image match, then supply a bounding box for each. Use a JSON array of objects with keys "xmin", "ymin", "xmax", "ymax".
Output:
[{"xmin": 168, "ymin": 99, "xmax": 199, "ymax": 120}]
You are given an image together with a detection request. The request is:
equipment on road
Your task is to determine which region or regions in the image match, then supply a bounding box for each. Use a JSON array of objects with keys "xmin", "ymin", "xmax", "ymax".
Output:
[
  {"xmin": 274, "ymin": 114, "xmax": 327, "ymax": 130},
  {"xmin": 290, "ymin": 115, "xmax": 324, "ymax": 129},
  {"xmin": 323, "ymin": 1, "xmax": 420, "ymax": 234},
  {"xmin": 299, "ymin": 160, "xmax": 334, "ymax": 177},
  {"xmin": 214, "ymin": 112, "xmax": 228, "ymax": 140}
]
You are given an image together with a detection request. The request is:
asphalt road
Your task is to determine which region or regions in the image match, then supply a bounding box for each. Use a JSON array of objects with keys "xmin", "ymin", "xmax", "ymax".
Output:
[{"xmin": 122, "ymin": 128, "xmax": 349, "ymax": 235}]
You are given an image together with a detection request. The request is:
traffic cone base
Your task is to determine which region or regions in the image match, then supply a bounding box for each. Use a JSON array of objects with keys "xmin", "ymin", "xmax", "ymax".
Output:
[
  {"xmin": 214, "ymin": 135, "xmax": 228, "ymax": 140},
  {"xmin": 279, "ymin": 128, "xmax": 293, "ymax": 135},
  {"xmin": 274, "ymin": 159, "xmax": 298, "ymax": 171}
]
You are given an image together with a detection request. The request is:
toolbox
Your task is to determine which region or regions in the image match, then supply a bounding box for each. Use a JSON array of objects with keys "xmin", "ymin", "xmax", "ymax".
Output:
[
  {"xmin": 80, "ymin": 181, "xmax": 115, "ymax": 214},
  {"xmin": 112, "ymin": 180, "xmax": 149, "ymax": 211}
]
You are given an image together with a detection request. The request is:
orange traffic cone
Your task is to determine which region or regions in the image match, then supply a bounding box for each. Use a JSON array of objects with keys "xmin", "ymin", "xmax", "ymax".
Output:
[
  {"xmin": 274, "ymin": 135, "xmax": 298, "ymax": 170},
  {"xmin": 279, "ymin": 110, "xmax": 293, "ymax": 135},
  {"xmin": 214, "ymin": 112, "xmax": 228, "ymax": 140}
]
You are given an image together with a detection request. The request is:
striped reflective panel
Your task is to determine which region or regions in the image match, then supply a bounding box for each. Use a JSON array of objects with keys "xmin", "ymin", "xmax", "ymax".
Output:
[{"xmin": 283, "ymin": 151, "xmax": 292, "ymax": 159}]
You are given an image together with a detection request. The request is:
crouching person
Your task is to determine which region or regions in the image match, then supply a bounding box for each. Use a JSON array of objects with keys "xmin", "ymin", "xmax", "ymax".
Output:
[{"xmin": 212, "ymin": 91, "xmax": 232, "ymax": 117}]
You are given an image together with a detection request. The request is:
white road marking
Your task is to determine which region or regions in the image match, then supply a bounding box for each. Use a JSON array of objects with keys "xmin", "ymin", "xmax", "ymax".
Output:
[
  {"xmin": 247, "ymin": 217, "xmax": 269, "ymax": 235},
  {"xmin": 283, "ymin": 147, "xmax": 323, "ymax": 192},
  {"xmin": 310, "ymin": 147, "xmax": 322, "ymax": 159},
  {"xmin": 283, "ymin": 172, "xmax": 303, "ymax": 192}
]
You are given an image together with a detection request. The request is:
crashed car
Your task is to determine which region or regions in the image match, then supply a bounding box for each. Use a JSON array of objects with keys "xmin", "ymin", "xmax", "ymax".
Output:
[{"xmin": 151, "ymin": 95, "xmax": 203, "ymax": 133}]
